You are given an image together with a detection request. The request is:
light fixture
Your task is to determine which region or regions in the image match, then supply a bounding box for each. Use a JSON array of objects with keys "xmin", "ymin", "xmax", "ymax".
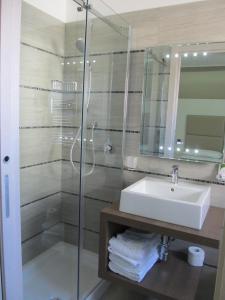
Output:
[
  {"xmin": 73, "ymin": 61, "xmax": 76, "ymax": 64},
  {"xmin": 174, "ymin": 53, "xmax": 179, "ymax": 58},
  {"xmin": 194, "ymin": 149, "xmax": 199, "ymax": 154},
  {"xmin": 185, "ymin": 148, "xmax": 190, "ymax": 153},
  {"xmin": 184, "ymin": 53, "xmax": 188, "ymax": 57},
  {"xmin": 165, "ymin": 54, "xmax": 170, "ymax": 59},
  {"xmin": 67, "ymin": 62, "xmax": 70, "ymax": 65},
  {"xmin": 61, "ymin": 62, "xmax": 64, "ymax": 65},
  {"xmin": 176, "ymin": 147, "xmax": 181, "ymax": 152},
  {"xmin": 168, "ymin": 147, "xmax": 172, "ymax": 151},
  {"xmin": 203, "ymin": 52, "xmax": 208, "ymax": 56},
  {"xmin": 193, "ymin": 52, "xmax": 198, "ymax": 57},
  {"xmin": 80, "ymin": 61, "xmax": 83, "ymax": 64},
  {"xmin": 159, "ymin": 146, "xmax": 164, "ymax": 150},
  {"xmin": 93, "ymin": 59, "xmax": 96, "ymax": 63}
]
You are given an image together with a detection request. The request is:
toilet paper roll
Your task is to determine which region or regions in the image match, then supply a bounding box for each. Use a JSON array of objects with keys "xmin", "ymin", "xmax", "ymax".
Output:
[{"xmin": 188, "ymin": 246, "xmax": 205, "ymax": 267}]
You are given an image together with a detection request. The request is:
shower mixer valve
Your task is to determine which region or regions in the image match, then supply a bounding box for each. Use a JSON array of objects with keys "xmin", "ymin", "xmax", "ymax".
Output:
[{"xmin": 104, "ymin": 138, "xmax": 113, "ymax": 153}]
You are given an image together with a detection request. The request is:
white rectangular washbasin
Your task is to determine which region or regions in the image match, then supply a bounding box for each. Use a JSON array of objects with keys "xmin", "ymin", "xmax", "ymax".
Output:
[{"xmin": 119, "ymin": 177, "xmax": 211, "ymax": 230}]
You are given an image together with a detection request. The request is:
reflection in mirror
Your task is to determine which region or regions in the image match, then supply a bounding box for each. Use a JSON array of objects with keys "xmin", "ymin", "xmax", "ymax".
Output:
[
  {"xmin": 175, "ymin": 51, "xmax": 225, "ymax": 163},
  {"xmin": 140, "ymin": 42, "xmax": 225, "ymax": 163},
  {"xmin": 140, "ymin": 46, "xmax": 171, "ymax": 155}
]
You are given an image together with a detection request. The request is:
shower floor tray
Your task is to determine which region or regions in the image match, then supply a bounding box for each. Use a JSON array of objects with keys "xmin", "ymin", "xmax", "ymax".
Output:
[{"xmin": 23, "ymin": 241, "xmax": 101, "ymax": 300}]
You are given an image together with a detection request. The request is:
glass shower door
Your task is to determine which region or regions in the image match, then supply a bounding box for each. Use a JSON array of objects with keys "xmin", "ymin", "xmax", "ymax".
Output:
[
  {"xmin": 20, "ymin": 1, "xmax": 87, "ymax": 299},
  {"xmin": 78, "ymin": 1, "xmax": 130, "ymax": 299},
  {"xmin": 19, "ymin": 0, "xmax": 130, "ymax": 299}
]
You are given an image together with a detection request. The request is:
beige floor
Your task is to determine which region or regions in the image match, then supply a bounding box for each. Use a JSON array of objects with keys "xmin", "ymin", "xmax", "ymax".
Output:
[{"xmin": 100, "ymin": 266, "xmax": 217, "ymax": 300}]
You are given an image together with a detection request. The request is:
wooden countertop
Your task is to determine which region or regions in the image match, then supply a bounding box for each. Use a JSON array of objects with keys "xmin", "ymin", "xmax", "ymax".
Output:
[{"xmin": 101, "ymin": 206, "xmax": 225, "ymax": 248}]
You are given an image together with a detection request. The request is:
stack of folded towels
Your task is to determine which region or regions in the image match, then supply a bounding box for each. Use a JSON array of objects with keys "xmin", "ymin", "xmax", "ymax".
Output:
[{"xmin": 108, "ymin": 229, "xmax": 160, "ymax": 282}]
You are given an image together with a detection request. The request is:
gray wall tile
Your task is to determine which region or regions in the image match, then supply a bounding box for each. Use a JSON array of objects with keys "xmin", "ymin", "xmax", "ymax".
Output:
[
  {"xmin": 20, "ymin": 88, "xmax": 63, "ymax": 127},
  {"xmin": 21, "ymin": 2, "xmax": 65, "ymax": 56},
  {"xmin": 61, "ymin": 192, "xmax": 79, "ymax": 226},
  {"xmin": 62, "ymin": 128, "xmax": 123, "ymax": 168},
  {"xmin": 85, "ymin": 198, "xmax": 111, "ymax": 233},
  {"xmin": 21, "ymin": 161, "xmax": 62, "ymax": 206},
  {"xmin": 84, "ymin": 230, "xmax": 99, "ymax": 254},
  {"xmin": 20, "ymin": 128, "xmax": 62, "ymax": 167},
  {"xmin": 129, "ymin": 52, "xmax": 145, "ymax": 91},
  {"xmin": 65, "ymin": 19, "xmax": 128, "ymax": 57},
  {"xmin": 64, "ymin": 223, "xmax": 78, "ymax": 245},
  {"xmin": 62, "ymin": 161, "xmax": 122, "ymax": 203},
  {"xmin": 122, "ymin": 0, "xmax": 225, "ymax": 50},
  {"xmin": 20, "ymin": 44, "xmax": 63, "ymax": 90},
  {"xmin": 21, "ymin": 193, "xmax": 62, "ymax": 242},
  {"xmin": 62, "ymin": 192, "xmax": 110, "ymax": 233},
  {"xmin": 62, "ymin": 93, "xmax": 125, "ymax": 130},
  {"xmin": 63, "ymin": 223, "xmax": 99, "ymax": 254},
  {"xmin": 22, "ymin": 223, "xmax": 64, "ymax": 264}
]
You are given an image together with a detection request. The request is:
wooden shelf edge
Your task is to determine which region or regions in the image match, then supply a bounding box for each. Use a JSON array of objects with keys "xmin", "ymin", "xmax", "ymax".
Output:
[
  {"xmin": 101, "ymin": 206, "xmax": 225, "ymax": 248},
  {"xmin": 100, "ymin": 252, "xmax": 202, "ymax": 300}
]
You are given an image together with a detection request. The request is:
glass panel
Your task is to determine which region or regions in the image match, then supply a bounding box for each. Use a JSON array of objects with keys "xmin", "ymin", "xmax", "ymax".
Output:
[
  {"xmin": 20, "ymin": 1, "xmax": 86, "ymax": 299},
  {"xmin": 140, "ymin": 46, "xmax": 171, "ymax": 155},
  {"xmin": 78, "ymin": 1, "xmax": 130, "ymax": 299},
  {"xmin": 19, "ymin": 0, "xmax": 130, "ymax": 299}
]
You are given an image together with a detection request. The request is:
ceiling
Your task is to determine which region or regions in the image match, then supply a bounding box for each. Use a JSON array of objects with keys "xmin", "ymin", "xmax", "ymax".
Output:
[
  {"xmin": 25, "ymin": 0, "xmax": 206, "ymax": 22},
  {"xmin": 102, "ymin": 0, "xmax": 206, "ymax": 15}
]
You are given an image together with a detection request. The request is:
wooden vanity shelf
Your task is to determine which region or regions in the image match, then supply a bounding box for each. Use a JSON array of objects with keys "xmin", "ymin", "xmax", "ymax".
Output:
[{"xmin": 99, "ymin": 206, "xmax": 225, "ymax": 300}]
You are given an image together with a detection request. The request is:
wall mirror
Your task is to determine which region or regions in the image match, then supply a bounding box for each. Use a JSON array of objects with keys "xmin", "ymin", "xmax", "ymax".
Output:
[{"xmin": 140, "ymin": 42, "xmax": 225, "ymax": 163}]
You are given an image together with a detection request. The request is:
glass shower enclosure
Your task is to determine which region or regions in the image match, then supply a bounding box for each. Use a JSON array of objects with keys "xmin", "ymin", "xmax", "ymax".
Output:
[{"xmin": 18, "ymin": 0, "xmax": 130, "ymax": 299}]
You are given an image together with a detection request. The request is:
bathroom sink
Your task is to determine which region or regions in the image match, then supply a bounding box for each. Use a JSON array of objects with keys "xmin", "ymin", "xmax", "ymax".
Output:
[{"xmin": 119, "ymin": 177, "xmax": 211, "ymax": 230}]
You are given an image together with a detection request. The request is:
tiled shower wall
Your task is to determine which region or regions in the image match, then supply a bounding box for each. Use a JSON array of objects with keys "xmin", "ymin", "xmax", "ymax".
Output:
[
  {"xmin": 20, "ymin": 2, "xmax": 65, "ymax": 263},
  {"xmin": 61, "ymin": 18, "xmax": 129, "ymax": 252},
  {"xmin": 20, "ymin": 2, "xmax": 129, "ymax": 261}
]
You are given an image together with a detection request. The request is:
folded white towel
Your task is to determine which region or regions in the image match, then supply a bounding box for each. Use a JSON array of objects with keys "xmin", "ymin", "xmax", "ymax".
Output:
[
  {"xmin": 109, "ymin": 245, "xmax": 159, "ymax": 272},
  {"xmin": 108, "ymin": 230, "xmax": 158, "ymax": 261},
  {"xmin": 108, "ymin": 248, "xmax": 159, "ymax": 282},
  {"xmin": 108, "ymin": 235, "xmax": 160, "ymax": 267}
]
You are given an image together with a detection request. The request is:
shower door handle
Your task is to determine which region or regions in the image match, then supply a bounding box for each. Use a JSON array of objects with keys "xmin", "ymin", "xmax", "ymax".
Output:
[{"xmin": 4, "ymin": 174, "xmax": 10, "ymax": 218}]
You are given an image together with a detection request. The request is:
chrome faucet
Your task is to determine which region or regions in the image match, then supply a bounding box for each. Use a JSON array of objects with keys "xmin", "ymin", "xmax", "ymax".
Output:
[{"xmin": 171, "ymin": 165, "xmax": 179, "ymax": 184}]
